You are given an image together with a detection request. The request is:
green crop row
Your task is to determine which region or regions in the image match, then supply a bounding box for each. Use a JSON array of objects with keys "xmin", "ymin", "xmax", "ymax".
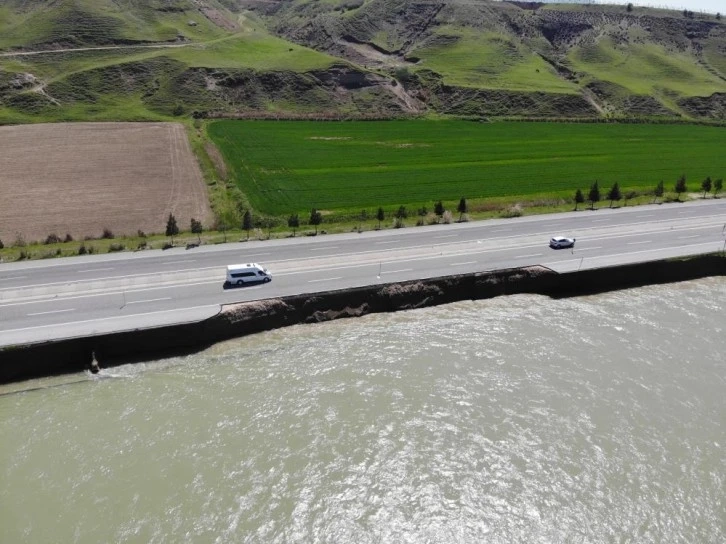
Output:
[{"xmin": 207, "ymin": 120, "xmax": 726, "ymax": 216}]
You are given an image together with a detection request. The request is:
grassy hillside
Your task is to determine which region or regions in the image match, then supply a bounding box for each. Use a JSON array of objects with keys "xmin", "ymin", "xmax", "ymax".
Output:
[
  {"xmin": 0, "ymin": 0, "xmax": 232, "ymax": 50},
  {"xmin": 2, "ymin": 0, "xmax": 725, "ymax": 122}
]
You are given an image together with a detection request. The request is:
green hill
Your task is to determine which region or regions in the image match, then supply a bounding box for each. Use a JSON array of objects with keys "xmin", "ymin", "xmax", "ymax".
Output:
[{"xmin": 1, "ymin": 0, "xmax": 725, "ymax": 122}]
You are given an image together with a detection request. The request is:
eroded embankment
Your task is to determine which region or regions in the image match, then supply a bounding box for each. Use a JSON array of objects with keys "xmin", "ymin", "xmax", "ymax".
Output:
[{"xmin": 1, "ymin": 255, "xmax": 725, "ymax": 384}]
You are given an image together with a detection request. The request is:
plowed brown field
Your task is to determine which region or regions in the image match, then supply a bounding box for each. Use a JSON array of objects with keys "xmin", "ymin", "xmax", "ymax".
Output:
[{"xmin": 0, "ymin": 122, "xmax": 212, "ymax": 243}]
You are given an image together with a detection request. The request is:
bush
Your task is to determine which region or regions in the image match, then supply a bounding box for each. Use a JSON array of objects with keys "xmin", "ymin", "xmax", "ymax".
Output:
[
  {"xmin": 108, "ymin": 243, "xmax": 125, "ymax": 252},
  {"xmin": 78, "ymin": 244, "xmax": 87, "ymax": 255},
  {"xmin": 137, "ymin": 241, "xmax": 148, "ymax": 250},
  {"xmin": 0, "ymin": 239, "xmax": 4, "ymax": 249},
  {"xmin": 64, "ymin": 233, "xmax": 74, "ymax": 242},
  {"xmin": 442, "ymin": 210, "xmax": 453, "ymax": 224},
  {"xmin": 13, "ymin": 233, "xmax": 26, "ymax": 248},
  {"xmin": 393, "ymin": 217, "xmax": 405, "ymax": 228},
  {"xmin": 137, "ymin": 229, "xmax": 146, "ymax": 238},
  {"xmin": 44, "ymin": 233, "xmax": 62, "ymax": 245},
  {"xmin": 16, "ymin": 250, "xmax": 30, "ymax": 261},
  {"xmin": 101, "ymin": 228, "xmax": 114, "ymax": 239},
  {"xmin": 501, "ymin": 203, "xmax": 523, "ymax": 218}
]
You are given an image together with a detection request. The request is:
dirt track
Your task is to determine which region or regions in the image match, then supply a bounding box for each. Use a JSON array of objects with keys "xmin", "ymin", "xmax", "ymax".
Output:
[{"xmin": 0, "ymin": 122, "xmax": 212, "ymax": 243}]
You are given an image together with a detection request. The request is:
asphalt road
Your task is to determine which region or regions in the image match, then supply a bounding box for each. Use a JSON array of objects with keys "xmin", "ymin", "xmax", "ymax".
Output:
[{"xmin": 2, "ymin": 199, "xmax": 726, "ymax": 347}]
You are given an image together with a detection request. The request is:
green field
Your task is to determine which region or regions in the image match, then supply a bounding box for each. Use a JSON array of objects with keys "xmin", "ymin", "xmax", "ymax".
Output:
[{"xmin": 207, "ymin": 120, "xmax": 726, "ymax": 215}]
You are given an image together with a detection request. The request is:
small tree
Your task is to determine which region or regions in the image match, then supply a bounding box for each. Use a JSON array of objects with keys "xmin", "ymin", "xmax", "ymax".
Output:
[
  {"xmin": 626, "ymin": 2, "xmax": 633, "ymax": 12},
  {"xmin": 309, "ymin": 208, "xmax": 322, "ymax": 234},
  {"xmin": 242, "ymin": 210, "xmax": 252, "ymax": 240},
  {"xmin": 166, "ymin": 212, "xmax": 179, "ymax": 244},
  {"xmin": 359, "ymin": 209, "xmax": 368, "ymax": 231},
  {"xmin": 434, "ymin": 201, "xmax": 445, "ymax": 223},
  {"xmin": 190, "ymin": 218, "xmax": 202, "ymax": 243},
  {"xmin": 288, "ymin": 214, "xmax": 300, "ymax": 237},
  {"xmin": 653, "ymin": 180, "xmax": 664, "ymax": 203},
  {"xmin": 588, "ymin": 181, "xmax": 601, "ymax": 210},
  {"xmin": 574, "ymin": 189, "xmax": 584, "ymax": 211},
  {"xmin": 674, "ymin": 174, "xmax": 687, "ymax": 201},
  {"xmin": 606, "ymin": 182, "xmax": 622, "ymax": 208},
  {"xmin": 713, "ymin": 178, "xmax": 723, "ymax": 197},
  {"xmin": 0, "ymin": 239, "xmax": 4, "ymax": 250},
  {"xmin": 376, "ymin": 207, "xmax": 385, "ymax": 230},
  {"xmin": 457, "ymin": 197, "xmax": 468, "ymax": 222},
  {"xmin": 624, "ymin": 190, "xmax": 637, "ymax": 206},
  {"xmin": 701, "ymin": 176, "xmax": 712, "ymax": 198}
]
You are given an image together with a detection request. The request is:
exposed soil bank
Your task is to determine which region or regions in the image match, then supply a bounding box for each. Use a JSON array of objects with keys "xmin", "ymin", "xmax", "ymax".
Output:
[{"xmin": 2, "ymin": 255, "xmax": 725, "ymax": 384}]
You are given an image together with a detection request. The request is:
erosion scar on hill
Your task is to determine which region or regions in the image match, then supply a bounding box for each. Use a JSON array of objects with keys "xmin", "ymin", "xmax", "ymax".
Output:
[{"xmin": 0, "ymin": 122, "xmax": 212, "ymax": 242}]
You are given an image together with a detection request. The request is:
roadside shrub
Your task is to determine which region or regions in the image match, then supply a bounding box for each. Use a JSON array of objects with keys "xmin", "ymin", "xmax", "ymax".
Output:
[
  {"xmin": 137, "ymin": 240, "xmax": 147, "ymax": 250},
  {"xmin": 162, "ymin": 242, "xmax": 174, "ymax": 250},
  {"xmin": 393, "ymin": 217, "xmax": 405, "ymax": 228},
  {"xmin": 78, "ymin": 244, "xmax": 87, "ymax": 255},
  {"xmin": 108, "ymin": 243, "xmax": 125, "ymax": 252},
  {"xmin": 64, "ymin": 233, "xmax": 74, "ymax": 242},
  {"xmin": 16, "ymin": 250, "xmax": 30, "ymax": 261},
  {"xmin": 442, "ymin": 211, "xmax": 453, "ymax": 224},
  {"xmin": 0, "ymin": 239, "xmax": 4, "ymax": 249},
  {"xmin": 44, "ymin": 233, "xmax": 62, "ymax": 245},
  {"xmin": 101, "ymin": 228, "xmax": 114, "ymax": 239},
  {"xmin": 137, "ymin": 229, "xmax": 146, "ymax": 238},
  {"xmin": 501, "ymin": 203, "xmax": 523, "ymax": 218},
  {"xmin": 13, "ymin": 233, "xmax": 26, "ymax": 248}
]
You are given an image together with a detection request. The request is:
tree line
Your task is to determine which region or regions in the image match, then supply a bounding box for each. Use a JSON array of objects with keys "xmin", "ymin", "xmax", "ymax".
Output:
[{"xmin": 573, "ymin": 175, "xmax": 723, "ymax": 211}]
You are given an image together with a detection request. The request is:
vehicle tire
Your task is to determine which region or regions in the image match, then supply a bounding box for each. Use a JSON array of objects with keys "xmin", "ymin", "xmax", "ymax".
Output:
[
  {"xmin": 236, "ymin": 280, "xmax": 243, "ymax": 286},
  {"xmin": 264, "ymin": 277, "xmax": 271, "ymax": 283}
]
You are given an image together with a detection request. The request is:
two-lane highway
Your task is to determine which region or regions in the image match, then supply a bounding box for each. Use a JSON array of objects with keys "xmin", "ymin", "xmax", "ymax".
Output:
[{"xmin": 2, "ymin": 199, "xmax": 726, "ymax": 346}]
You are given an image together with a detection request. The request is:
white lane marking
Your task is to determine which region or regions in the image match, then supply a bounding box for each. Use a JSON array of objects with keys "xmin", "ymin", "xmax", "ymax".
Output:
[
  {"xmin": 516, "ymin": 253, "xmax": 543, "ymax": 258},
  {"xmin": 450, "ymin": 261, "xmax": 476, "ymax": 266},
  {"xmin": 125, "ymin": 297, "xmax": 172, "ymax": 305},
  {"xmin": 78, "ymin": 267, "xmax": 114, "ymax": 273},
  {"xmin": 592, "ymin": 219, "xmax": 610, "ymax": 223},
  {"xmin": 549, "ymin": 241, "xmax": 721, "ymax": 267},
  {"xmin": 677, "ymin": 235, "xmax": 699, "ymax": 240},
  {"xmin": 434, "ymin": 235, "xmax": 457, "ymax": 239},
  {"xmin": 0, "ymin": 279, "xmax": 223, "ymax": 307},
  {"xmin": 224, "ymin": 285, "xmax": 264, "ymax": 292},
  {"xmin": 628, "ymin": 241, "xmax": 652, "ymax": 245},
  {"xmin": 244, "ymin": 253, "xmax": 271, "ymax": 257},
  {"xmin": 0, "ymin": 275, "xmax": 27, "ymax": 281},
  {"xmin": 162, "ymin": 260, "xmax": 196, "ymax": 265},
  {"xmin": 491, "ymin": 228, "xmax": 511, "ymax": 232},
  {"xmin": 574, "ymin": 246, "xmax": 603, "ymax": 251},
  {"xmin": 384, "ymin": 268, "xmax": 413, "ymax": 274},
  {"xmin": 375, "ymin": 241, "xmax": 397, "ymax": 245},
  {"xmin": 3, "ymin": 304, "xmax": 219, "ymax": 334},
  {"xmin": 27, "ymin": 308, "xmax": 75, "ymax": 316},
  {"xmin": 636, "ymin": 214, "xmax": 655, "ymax": 218},
  {"xmin": 310, "ymin": 246, "xmax": 338, "ymax": 251},
  {"xmin": 0, "ymin": 265, "xmax": 224, "ymax": 293},
  {"xmin": 308, "ymin": 277, "xmax": 342, "ymax": 283}
]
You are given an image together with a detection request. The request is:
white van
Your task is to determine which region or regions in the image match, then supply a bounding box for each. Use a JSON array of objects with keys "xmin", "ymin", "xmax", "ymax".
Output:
[{"xmin": 224, "ymin": 263, "xmax": 272, "ymax": 286}]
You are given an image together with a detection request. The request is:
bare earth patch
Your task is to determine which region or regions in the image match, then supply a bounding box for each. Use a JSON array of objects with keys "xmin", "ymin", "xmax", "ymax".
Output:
[{"xmin": 0, "ymin": 122, "xmax": 212, "ymax": 242}]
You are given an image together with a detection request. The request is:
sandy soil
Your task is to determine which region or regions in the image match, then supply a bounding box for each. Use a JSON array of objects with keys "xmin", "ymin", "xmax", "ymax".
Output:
[{"xmin": 0, "ymin": 122, "xmax": 212, "ymax": 243}]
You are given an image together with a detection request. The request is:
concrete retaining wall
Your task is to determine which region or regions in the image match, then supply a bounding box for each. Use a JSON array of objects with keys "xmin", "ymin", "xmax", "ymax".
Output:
[{"xmin": 1, "ymin": 254, "xmax": 725, "ymax": 384}]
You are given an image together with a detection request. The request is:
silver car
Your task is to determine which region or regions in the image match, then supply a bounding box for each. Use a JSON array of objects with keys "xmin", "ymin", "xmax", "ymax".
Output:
[{"xmin": 549, "ymin": 236, "xmax": 575, "ymax": 249}]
